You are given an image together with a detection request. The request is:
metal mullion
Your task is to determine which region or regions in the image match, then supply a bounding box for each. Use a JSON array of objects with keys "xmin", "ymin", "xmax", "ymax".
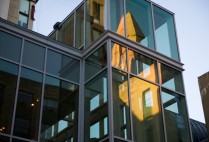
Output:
[
  {"xmin": 126, "ymin": 47, "xmax": 134, "ymax": 141},
  {"xmin": 74, "ymin": 12, "xmax": 76, "ymax": 47},
  {"xmin": 107, "ymin": 39, "xmax": 114, "ymax": 142},
  {"xmin": 9, "ymin": 38, "xmax": 25, "ymax": 142},
  {"xmin": 11, "ymin": 135, "xmax": 37, "ymax": 142},
  {"xmin": 129, "ymin": 72, "xmax": 159, "ymax": 87},
  {"xmin": 84, "ymin": 67, "xmax": 107, "ymax": 84},
  {"xmin": 37, "ymin": 47, "xmax": 48, "ymax": 142},
  {"xmin": 83, "ymin": 0, "xmax": 86, "ymax": 49},
  {"xmin": 78, "ymin": 59, "xmax": 84, "ymax": 142},
  {"xmin": 179, "ymin": 71, "xmax": 194, "ymax": 142},
  {"xmin": 156, "ymin": 60, "xmax": 168, "ymax": 142},
  {"xmin": 173, "ymin": 15, "xmax": 182, "ymax": 62},
  {"xmin": 114, "ymin": 136, "xmax": 132, "ymax": 142},
  {"xmin": 44, "ymin": 73, "xmax": 80, "ymax": 86},
  {"xmin": 20, "ymin": 64, "xmax": 44, "ymax": 74},
  {"xmin": 150, "ymin": 1, "xmax": 157, "ymax": 51},
  {"xmin": 123, "ymin": 0, "xmax": 127, "ymax": 37},
  {"xmin": 0, "ymin": 57, "xmax": 20, "ymax": 66}
]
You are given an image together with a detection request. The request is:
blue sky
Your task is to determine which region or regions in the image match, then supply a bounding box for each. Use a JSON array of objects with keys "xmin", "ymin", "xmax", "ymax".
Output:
[{"xmin": 33, "ymin": 0, "xmax": 209, "ymax": 122}]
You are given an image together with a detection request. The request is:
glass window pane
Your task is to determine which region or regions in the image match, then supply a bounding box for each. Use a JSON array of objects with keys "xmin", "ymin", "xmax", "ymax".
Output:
[
  {"xmin": 0, "ymin": 136, "xmax": 9, "ymax": 142},
  {"xmin": 40, "ymin": 76, "xmax": 79, "ymax": 142},
  {"xmin": 112, "ymin": 69, "xmax": 131, "ymax": 140},
  {"xmin": 76, "ymin": 4, "xmax": 84, "ymax": 48},
  {"xmin": 159, "ymin": 63, "xmax": 184, "ymax": 93},
  {"xmin": 153, "ymin": 6, "xmax": 179, "ymax": 61},
  {"xmin": 18, "ymin": 14, "xmax": 28, "ymax": 28},
  {"xmin": 22, "ymin": 41, "xmax": 45, "ymax": 70},
  {"xmin": 111, "ymin": 43, "xmax": 127, "ymax": 71},
  {"xmin": 126, "ymin": 0, "xmax": 154, "ymax": 49},
  {"xmin": 13, "ymin": 68, "xmax": 43, "ymax": 140},
  {"xmin": 85, "ymin": 44, "xmax": 107, "ymax": 81},
  {"xmin": 128, "ymin": 50, "xmax": 157, "ymax": 82},
  {"xmin": 162, "ymin": 89, "xmax": 191, "ymax": 142},
  {"xmin": 86, "ymin": 0, "xmax": 106, "ymax": 47},
  {"xmin": 0, "ymin": 60, "xmax": 18, "ymax": 134},
  {"xmin": 46, "ymin": 50, "xmax": 80, "ymax": 83},
  {"xmin": 58, "ymin": 14, "xmax": 74, "ymax": 47},
  {"xmin": 20, "ymin": 0, "xmax": 30, "ymax": 14},
  {"xmin": 12, "ymin": 139, "xmax": 28, "ymax": 142},
  {"xmin": 0, "ymin": 31, "xmax": 22, "ymax": 62},
  {"xmin": 130, "ymin": 76, "xmax": 164, "ymax": 142},
  {"xmin": 110, "ymin": 0, "xmax": 125, "ymax": 36},
  {"xmin": 85, "ymin": 71, "xmax": 108, "ymax": 142}
]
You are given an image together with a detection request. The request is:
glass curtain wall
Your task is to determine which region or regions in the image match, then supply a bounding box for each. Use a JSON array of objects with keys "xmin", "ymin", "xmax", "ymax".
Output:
[
  {"xmin": 84, "ymin": 44, "xmax": 108, "ymax": 142},
  {"xmin": 153, "ymin": 6, "xmax": 179, "ymax": 61},
  {"xmin": 76, "ymin": 4, "xmax": 84, "ymax": 48},
  {"xmin": 125, "ymin": 0, "xmax": 154, "ymax": 49}
]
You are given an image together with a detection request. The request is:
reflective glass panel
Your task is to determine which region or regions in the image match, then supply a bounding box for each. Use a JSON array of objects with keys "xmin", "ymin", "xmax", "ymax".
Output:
[
  {"xmin": 111, "ymin": 43, "xmax": 127, "ymax": 71},
  {"xmin": 86, "ymin": 0, "xmax": 106, "ymax": 46},
  {"xmin": 130, "ymin": 76, "xmax": 164, "ymax": 142},
  {"xmin": 58, "ymin": 14, "xmax": 74, "ymax": 47},
  {"xmin": 110, "ymin": 0, "xmax": 125, "ymax": 36},
  {"xmin": 0, "ymin": 60, "xmax": 18, "ymax": 134},
  {"xmin": 159, "ymin": 63, "xmax": 184, "ymax": 93},
  {"xmin": 112, "ymin": 69, "xmax": 131, "ymax": 140},
  {"xmin": 85, "ymin": 44, "xmax": 107, "ymax": 81},
  {"xmin": 128, "ymin": 50, "xmax": 157, "ymax": 82},
  {"xmin": 85, "ymin": 71, "xmax": 108, "ymax": 142},
  {"xmin": 18, "ymin": 14, "xmax": 28, "ymax": 28},
  {"xmin": 162, "ymin": 89, "xmax": 191, "ymax": 142},
  {"xmin": 13, "ymin": 68, "xmax": 43, "ymax": 140},
  {"xmin": 153, "ymin": 6, "xmax": 179, "ymax": 61},
  {"xmin": 0, "ymin": 31, "xmax": 22, "ymax": 62},
  {"xmin": 22, "ymin": 41, "xmax": 45, "ymax": 71},
  {"xmin": 40, "ymin": 76, "xmax": 79, "ymax": 142},
  {"xmin": 0, "ymin": 136, "xmax": 9, "ymax": 142},
  {"xmin": 76, "ymin": 4, "xmax": 84, "ymax": 48},
  {"xmin": 46, "ymin": 50, "xmax": 80, "ymax": 83},
  {"xmin": 20, "ymin": 0, "xmax": 30, "ymax": 14},
  {"xmin": 126, "ymin": 0, "xmax": 154, "ymax": 49}
]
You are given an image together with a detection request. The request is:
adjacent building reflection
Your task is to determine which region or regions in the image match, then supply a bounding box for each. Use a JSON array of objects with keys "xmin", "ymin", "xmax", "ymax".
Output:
[
  {"xmin": 40, "ymin": 76, "xmax": 79, "ymax": 142},
  {"xmin": 84, "ymin": 71, "xmax": 108, "ymax": 142}
]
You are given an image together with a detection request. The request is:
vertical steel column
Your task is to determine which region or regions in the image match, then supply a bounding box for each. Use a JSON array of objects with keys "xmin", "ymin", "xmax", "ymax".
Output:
[
  {"xmin": 78, "ymin": 59, "xmax": 85, "ymax": 142},
  {"xmin": 107, "ymin": 39, "xmax": 114, "ymax": 142},
  {"xmin": 37, "ymin": 46, "xmax": 48, "ymax": 142},
  {"xmin": 126, "ymin": 47, "xmax": 134, "ymax": 141},
  {"xmin": 9, "ymin": 38, "xmax": 25, "ymax": 142},
  {"xmin": 157, "ymin": 61, "xmax": 168, "ymax": 142}
]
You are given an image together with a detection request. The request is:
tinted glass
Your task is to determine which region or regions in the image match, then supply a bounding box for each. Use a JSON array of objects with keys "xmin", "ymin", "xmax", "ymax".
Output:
[
  {"xmin": 153, "ymin": 6, "xmax": 179, "ymax": 61},
  {"xmin": 110, "ymin": 0, "xmax": 125, "ymax": 36},
  {"xmin": 126, "ymin": 0, "xmax": 154, "ymax": 49},
  {"xmin": 12, "ymin": 139, "xmax": 28, "ymax": 142},
  {"xmin": 86, "ymin": 0, "xmax": 106, "ymax": 47},
  {"xmin": 128, "ymin": 50, "xmax": 157, "ymax": 82},
  {"xmin": 130, "ymin": 76, "xmax": 164, "ymax": 142},
  {"xmin": 0, "ymin": 31, "xmax": 22, "ymax": 62},
  {"xmin": 85, "ymin": 44, "xmax": 107, "ymax": 81},
  {"xmin": 40, "ymin": 76, "xmax": 79, "ymax": 142},
  {"xmin": 22, "ymin": 41, "xmax": 45, "ymax": 70},
  {"xmin": 0, "ymin": 136, "xmax": 9, "ymax": 142},
  {"xmin": 159, "ymin": 63, "xmax": 184, "ymax": 93},
  {"xmin": 20, "ymin": 0, "xmax": 29, "ymax": 14},
  {"xmin": 76, "ymin": 4, "xmax": 84, "ymax": 48},
  {"xmin": 13, "ymin": 68, "xmax": 43, "ymax": 140},
  {"xmin": 85, "ymin": 71, "xmax": 108, "ymax": 142},
  {"xmin": 58, "ymin": 14, "xmax": 74, "ymax": 47},
  {"xmin": 0, "ymin": 60, "xmax": 18, "ymax": 134},
  {"xmin": 162, "ymin": 89, "xmax": 191, "ymax": 142},
  {"xmin": 46, "ymin": 50, "xmax": 80, "ymax": 83},
  {"xmin": 111, "ymin": 43, "xmax": 127, "ymax": 71},
  {"xmin": 112, "ymin": 69, "xmax": 131, "ymax": 140}
]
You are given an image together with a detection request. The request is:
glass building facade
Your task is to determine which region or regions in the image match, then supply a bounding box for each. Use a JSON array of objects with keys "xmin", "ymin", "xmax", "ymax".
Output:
[{"xmin": 0, "ymin": 0, "xmax": 192, "ymax": 142}]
